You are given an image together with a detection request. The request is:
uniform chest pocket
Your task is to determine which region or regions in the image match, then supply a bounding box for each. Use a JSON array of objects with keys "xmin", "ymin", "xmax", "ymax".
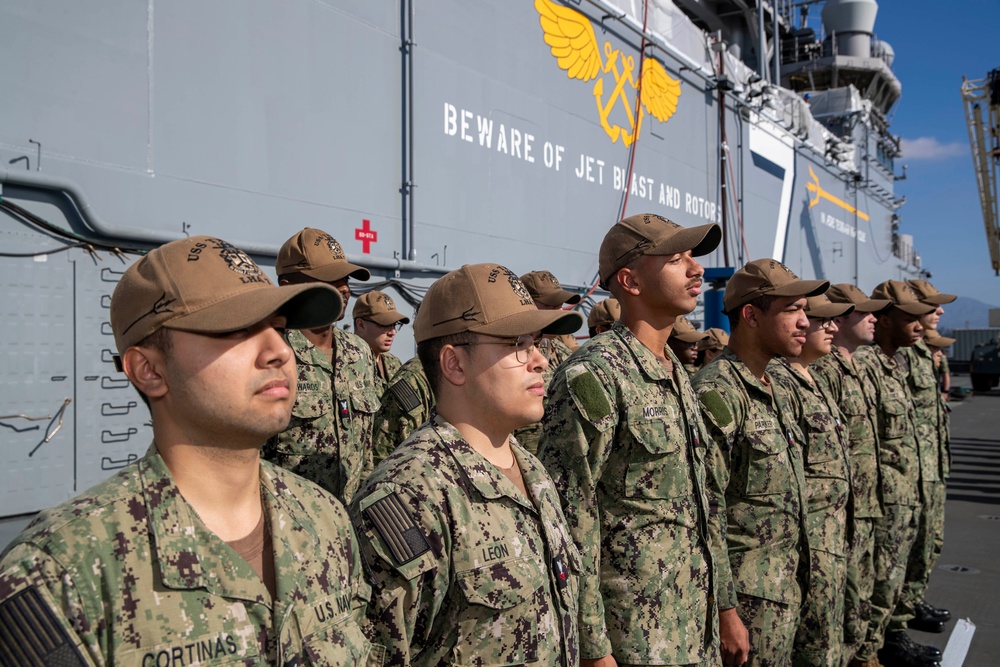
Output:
[
  {"xmin": 802, "ymin": 411, "xmax": 841, "ymax": 464},
  {"xmin": 350, "ymin": 382, "xmax": 381, "ymax": 415},
  {"xmin": 624, "ymin": 409, "xmax": 693, "ymax": 500},
  {"xmin": 881, "ymin": 395, "xmax": 910, "ymax": 440},
  {"xmin": 453, "ymin": 555, "xmax": 546, "ymax": 666},
  {"xmin": 293, "ymin": 584, "xmax": 381, "ymax": 666},
  {"xmin": 291, "ymin": 389, "xmax": 332, "ymax": 420},
  {"xmin": 744, "ymin": 429, "xmax": 794, "ymax": 496}
]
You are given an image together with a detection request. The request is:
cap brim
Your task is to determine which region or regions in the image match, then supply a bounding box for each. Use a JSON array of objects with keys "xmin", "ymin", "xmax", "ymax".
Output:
[
  {"xmin": 537, "ymin": 290, "xmax": 582, "ymax": 307},
  {"xmin": 854, "ymin": 298, "xmax": 892, "ymax": 313},
  {"xmin": 472, "ymin": 309, "xmax": 583, "ymax": 338},
  {"xmin": 672, "ymin": 330, "xmax": 708, "ymax": 343},
  {"xmin": 807, "ymin": 302, "xmax": 855, "ymax": 318},
  {"xmin": 649, "ymin": 223, "xmax": 722, "ymax": 258},
  {"xmin": 368, "ymin": 311, "xmax": 410, "ymax": 326},
  {"xmin": 920, "ymin": 294, "xmax": 957, "ymax": 305},
  {"xmin": 302, "ymin": 262, "xmax": 371, "ymax": 283},
  {"xmin": 164, "ymin": 283, "xmax": 342, "ymax": 334},
  {"xmin": 894, "ymin": 302, "xmax": 938, "ymax": 316},
  {"xmin": 772, "ymin": 279, "xmax": 830, "ymax": 299}
]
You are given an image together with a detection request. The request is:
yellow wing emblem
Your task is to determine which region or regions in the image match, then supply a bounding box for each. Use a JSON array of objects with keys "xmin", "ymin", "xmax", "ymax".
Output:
[
  {"xmin": 535, "ymin": 0, "xmax": 602, "ymax": 81},
  {"xmin": 640, "ymin": 58, "xmax": 681, "ymax": 122}
]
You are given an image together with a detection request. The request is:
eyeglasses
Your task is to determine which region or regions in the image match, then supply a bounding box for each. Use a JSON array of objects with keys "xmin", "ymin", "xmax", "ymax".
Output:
[
  {"xmin": 453, "ymin": 334, "xmax": 542, "ymax": 364},
  {"xmin": 364, "ymin": 319, "xmax": 405, "ymax": 332},
  {"xmin": 810, "ymin": 317, "xmax": 835, "ymax": 330}
]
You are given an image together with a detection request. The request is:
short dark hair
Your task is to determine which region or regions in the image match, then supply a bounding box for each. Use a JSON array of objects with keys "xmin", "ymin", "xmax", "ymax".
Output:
[
  {"xmin": 727, "ymin": 294, "xmax": 778, "ymax": 331},
  {"xmin": 417, "ymin": 331, "xmax": 478, "ymax": 396},
  {"xmin": 132, "ymin": 328, "xmax": 173, "ymax": 409}
]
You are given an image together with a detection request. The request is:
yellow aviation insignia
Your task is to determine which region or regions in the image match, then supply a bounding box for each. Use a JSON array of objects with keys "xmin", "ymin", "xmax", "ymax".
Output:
[
  {"xmin": 806, "ymin": 165, "xmax": 870, "ymax": 221},
  {"xmin": 535, "ymin": 0, "xmax": 680, "ymax": 146}
]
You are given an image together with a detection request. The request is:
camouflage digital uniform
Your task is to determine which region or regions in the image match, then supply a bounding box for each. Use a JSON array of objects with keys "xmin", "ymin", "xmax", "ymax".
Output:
[
  {"xmin": 514, "ymin": 335, "xmax": 577, "ymax": 455},
  {"xmin": 373, "ymin": 351, "xmax": 403, "ymax": 396},
  {"xmin": 897, "ymin": 341, "xmax": 947, "ymax": 624},
  {"xmin": 371, "ymin": 356, "xmax": 434, "ymax": 466},
  {"xmin": 0, "ymin": 445, "xmax": 378, "ymax": 666},
  {"xmin": 811, "ymin": 347, "xmax": 883, "ymax": 659},
  {"xmin": 537, "ymin": 321, "xmax": 720, "ymax": 665},
  {"xmin": 263, "ymin": 327, "xmax": 380, "ymax": 504},
  {"xmin": 693, "ymin": 349, "xmax": 808, "ymax": 667},
  {"xmin": 851, "ymin": 344, "xmax": 921, "ymax": 661},
  {"xmin": 772, "ymin": 360, "xmax": 854, "ymax": 667},
  {"xmin": 350, "ymin": 414, "xmax": 580, "ymax": 667}
]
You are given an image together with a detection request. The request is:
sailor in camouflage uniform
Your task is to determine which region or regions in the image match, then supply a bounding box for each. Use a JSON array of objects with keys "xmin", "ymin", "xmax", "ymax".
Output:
[
  {"xmin": 668, "ymin": 315, "xmax": 708, "ymax": 376},
  {"xmin": 539, "ymin": 214, "xmax": 725, "ymax": 667},
  {"xmin": 693, "ymin": 258, "xmax": 827, "ymax": 667},
  {"xmin": 514, "ymin": 270, "xmax": 584, "ymax": 453},
  {"xmin": 771, "ymin": 294, "xmax": 856, "ymax": 667},
  {"xmin": 353, "ymin": 290, "xmax": 410, "ymax": 395},
  {"xmin": 371, "ymin": 356, "xmax": 434, "ymax": 466},
  {"xmin": 263, "ymin": 227, "xmax": 381, "ymax": 504},
  {"xmin": 0, "ymin": 237, "xmax": 377, "ymax": 666},
  {"xmin": 852, "ymin": 281, "xmax": 940, "ymax": 667},
  {"xmin": 809, "ymin": 284, "xmax": 890, "ymax": 666},
  {"xmin": 697, "ymin": 327, "xmax": 729, "ymax": 369},
  {"xmin": 895, "ymin": 280, "xmax": 956, "ymax": 635},
  {"xmin": 586, "ymin": 297, "xmax": 620, "ymax": 337},
  {"xmin": 351, "ymin": 263, "xmax": 582, "ymax": 667}
]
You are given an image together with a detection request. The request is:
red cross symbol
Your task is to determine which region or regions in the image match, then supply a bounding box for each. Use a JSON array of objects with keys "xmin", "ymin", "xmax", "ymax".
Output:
[{"xmin": 355, "ymin": 219, "xmax": 378, "ymax": 254}]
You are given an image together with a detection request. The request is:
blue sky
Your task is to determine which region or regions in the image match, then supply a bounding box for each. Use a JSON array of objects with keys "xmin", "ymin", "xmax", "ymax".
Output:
[{"xmin": 872, "ymin": 0, "xmax": 999, "ymax": 306}]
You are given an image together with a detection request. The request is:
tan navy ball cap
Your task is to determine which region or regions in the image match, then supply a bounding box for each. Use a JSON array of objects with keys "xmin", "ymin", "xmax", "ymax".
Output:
[
  {"xmin": 587, "ymin": 298, "xmax": 621, "ymax": 329},
  {"xmin": 111, "ymin": 236, "xmax": 342, "ymax": 355},
  {"xmin": 870, "ymin": 280, "xmax": 937, "ymax": 316},
  {"xmin": 723, "ymin": 258, "xmax": 828, "ymax": 314},
  {"xmin": 598, "ymin": 213, "xmax": 721, "ymax": 287},
  {"xmin": 698, "ymin": 327, "xmax": 729, "ymax": 351},
  {"xmin": 907, "ymin": 279, "xmax": 957, "ymax": 306},
  {"xmin": 826, "ymin": 283, "xmax": 891, "ymax": 313},
  {"xmin": 671, "ymin": 316, "xmax": 708, "ymax": 343},
  {"xmin": 414, "ymin": 263, "xmax": 583, "ymax": 343},
  {"xmin": 804, "ymin": 293, "xmax": 855, "ymax": 319},
  {"xmin": 353, "ymin": 290, "xmax": 410, "ymax": 326},
  {"xmin": 276, "ymin": 227, "xmax": 371, "ymax": 282},
  {"xmin": 924, "ymin": 328, "xmax": 956, "ymax": 348},
  {"xmin": 519, "ymin": 270, "xmax": 582, "ymax": 307}
]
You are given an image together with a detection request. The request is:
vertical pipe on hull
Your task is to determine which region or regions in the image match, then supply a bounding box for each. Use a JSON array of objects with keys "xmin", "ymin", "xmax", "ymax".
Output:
[
  {"xmin": 758, "ymin": 1, "xmax": 767, "ymax": 81},
  {"xmin": 772, "ymin": 1, "xmax": 780, "ymax": 85},
  {"xmin": 400, "ymin": 0, "xmax": 415, "ymax": 260}
]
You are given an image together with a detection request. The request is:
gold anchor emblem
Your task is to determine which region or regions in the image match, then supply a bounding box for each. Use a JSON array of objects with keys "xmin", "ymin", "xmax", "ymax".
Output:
[
  {"xmin": 806, "ymin": 166, "xmax": 870, "ymax": 221},
  {"xmin": 536, "ymin": 0, "xmax": 681, "ymax": 146}
]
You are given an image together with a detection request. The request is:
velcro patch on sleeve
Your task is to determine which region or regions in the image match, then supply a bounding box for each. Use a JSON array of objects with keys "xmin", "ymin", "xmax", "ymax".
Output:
[
  {"xmin": 388, "ymin": 380, "xmax": 420, "ymax": 413},
  {"xmin": 0, "ymin": 587, "xmax": 88, "ymax": 666},
  {"xmin": 364, "ymin": 492, "xmax": 430, "ymax": 566},
  {"xmin": 699, "ymin": 389, "xmax": 733, "ymax": 428},
  {"xmin": 566, "ymin": 365, "xmax": 613, "ymax": 423}
]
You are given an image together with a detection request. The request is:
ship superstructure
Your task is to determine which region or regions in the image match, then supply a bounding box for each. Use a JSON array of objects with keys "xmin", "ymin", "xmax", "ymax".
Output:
[{"xmin": 0, "ymin": 0, "xmax": 920, "ymax": 536}]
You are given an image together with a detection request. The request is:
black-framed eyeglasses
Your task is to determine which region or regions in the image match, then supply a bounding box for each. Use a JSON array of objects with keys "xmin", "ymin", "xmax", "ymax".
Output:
[
  {"xmin": 809, "ymin": 317, "xmax": 835, "ymax": 330},
  {"xmin": 452, "ymin": 334, "xmax": 543, "ymax": 364},
  {"xmin": 364, "ymin": 319, "xmax": 405, "ymax": 332}
]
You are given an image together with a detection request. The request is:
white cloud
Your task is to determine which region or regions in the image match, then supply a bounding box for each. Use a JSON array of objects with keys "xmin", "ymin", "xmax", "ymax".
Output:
[{"xmin": 900, "ymin": 136, "xmax": 966, "ymax": 161}]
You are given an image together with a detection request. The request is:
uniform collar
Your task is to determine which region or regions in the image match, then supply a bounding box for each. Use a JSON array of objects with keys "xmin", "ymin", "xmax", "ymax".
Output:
[
  {"xmin": 428, "ymin": 413, "xmax": 538, "ymax": 513},
  {"xmin": 287, "ymin": 328, "xmax": 333, "ymax": 371},
  {"xmin": 141, "ymin": 444, "xmax": 311, "ymax": 606},
  {"xmin": 610, "ymin": 320, "xmax": 674, "ymax": 382},
  {"xmin": 717, "ymin": 347, "xmax": 775, "ymax": 398}
]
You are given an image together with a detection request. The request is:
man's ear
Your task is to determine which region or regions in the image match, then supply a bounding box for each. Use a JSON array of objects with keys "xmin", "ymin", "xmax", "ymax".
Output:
[
  {"xmin": 741, "ymin": 303, "xmax": 760, "ymax": 329},
  {"xmin": 439, "ymin": 345, "xmax": 468, "ymax": 388},
  {"xmin": 615, "ymin": 265, "xmax": 641, "ymax": 297},
  {"xmin": 122, "ymin": 346, "xmax": 169, "ymax": 399}
]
